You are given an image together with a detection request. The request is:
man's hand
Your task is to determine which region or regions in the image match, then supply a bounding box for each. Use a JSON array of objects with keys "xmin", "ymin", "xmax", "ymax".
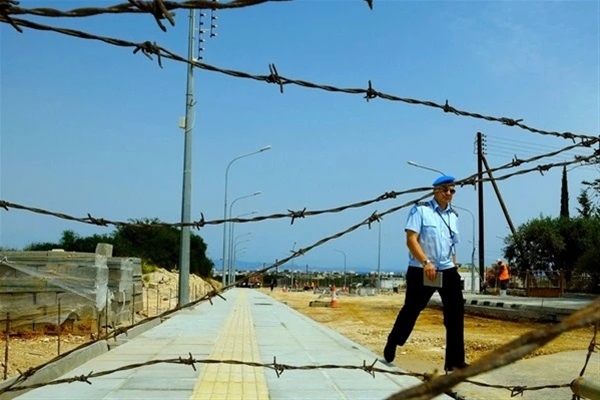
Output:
[{"xmin": 424, "ymin": 262, "xmax": 437, "ymax": 280}]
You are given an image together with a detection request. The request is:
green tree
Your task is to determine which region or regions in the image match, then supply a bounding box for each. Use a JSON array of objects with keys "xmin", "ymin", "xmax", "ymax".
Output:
[
  {"xmin": 23, "ymin": 220, "xmax": 214, "ymax": 278},
  {"xmin": 560, "ymin": 166, "xmax": 569, "ymax": 218},
  {"xmin": 24, "ymin": 241, "xmax": 61, "ymax": 251},
  {"xmin": 577, "ymin": 189, "xmax": 594, "ymax": 218},
  {"xmin": 112, "ymin": 219, "xmax": 214, "ymax": 277},
  {"xmin": 504, "ymin": 215, "xmax": 600, "ymax": 291},
  {"xmin": 503, "ymin": 216, "xmax": 564, "ymax": 271}
]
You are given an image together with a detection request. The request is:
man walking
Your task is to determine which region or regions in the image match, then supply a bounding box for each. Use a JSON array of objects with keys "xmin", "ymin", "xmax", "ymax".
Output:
[{"xmin": 383, "ymin": 175, "xmax": 468, "ymax": 372}]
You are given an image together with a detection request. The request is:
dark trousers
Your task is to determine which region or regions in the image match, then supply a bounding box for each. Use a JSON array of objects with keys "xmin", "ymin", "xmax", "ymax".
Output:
[{"xmin": 387, "ymin": 266, "xmax": 465, "ymax": 368}]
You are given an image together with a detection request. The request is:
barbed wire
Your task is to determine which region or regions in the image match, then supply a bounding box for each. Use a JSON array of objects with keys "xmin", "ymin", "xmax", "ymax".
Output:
[
  {"xmin": 2, "ymin": 3, "xmax": 599, "ymax": 398},
  {"xmin": 1, "ymin": 14, "xmax": 597, "ymax": 142},
  {"xmin": 0, "ymin": 0, "xmax": 294, "ymax": 32},
  {"xmin": 0, "ymin": 143, "xmax": 596, "ymax": 231},
  {"xmin": 2, "ymin": 185, "xmax": 598, "ymax": 397},
  {"xmin": 2, "ymin": 299, "xmax": 598, "ymax": 398}
]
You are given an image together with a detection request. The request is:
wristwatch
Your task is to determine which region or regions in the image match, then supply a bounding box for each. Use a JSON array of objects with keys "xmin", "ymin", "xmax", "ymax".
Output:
[{"xmin": 421, "ymin": 259, "xmax": 430, "ymax": 267}]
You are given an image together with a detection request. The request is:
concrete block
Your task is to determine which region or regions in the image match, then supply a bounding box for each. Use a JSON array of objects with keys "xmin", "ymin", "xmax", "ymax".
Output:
[{"xmin": 95, "ymin": 243, "xmax": 113, "ymax": 257}]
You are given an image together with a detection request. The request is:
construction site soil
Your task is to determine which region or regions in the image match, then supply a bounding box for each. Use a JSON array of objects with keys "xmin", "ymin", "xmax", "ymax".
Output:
[{"xmin": 1, "ymin": 275, "xmax": 593, "ymax": 380}]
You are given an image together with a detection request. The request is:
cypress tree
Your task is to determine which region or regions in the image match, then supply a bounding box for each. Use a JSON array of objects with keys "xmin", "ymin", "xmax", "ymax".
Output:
[{"xmin": 560, "ymin": 166, "xmax": 570, "ymax": 218}]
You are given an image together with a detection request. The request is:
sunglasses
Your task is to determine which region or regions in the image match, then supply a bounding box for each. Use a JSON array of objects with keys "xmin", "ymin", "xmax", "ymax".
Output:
[{"xmin": 437, "ymin": 187, "xmax": 456, "ymax": 194}]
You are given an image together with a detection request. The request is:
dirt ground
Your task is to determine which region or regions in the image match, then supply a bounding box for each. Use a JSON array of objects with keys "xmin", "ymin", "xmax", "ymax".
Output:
[
  {"xmin": 261, "ymin": 288, "xmax": 595, "ymax": 374},
  {"xmin": 1, "ymin": 278, "xmax": 594, "ymax": 381}
]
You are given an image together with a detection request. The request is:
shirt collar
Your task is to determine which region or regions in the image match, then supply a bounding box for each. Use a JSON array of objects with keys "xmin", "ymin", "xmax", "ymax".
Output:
[{"xmin": 430, "ymin": 198, "xmax": 452, "ymax": 213}]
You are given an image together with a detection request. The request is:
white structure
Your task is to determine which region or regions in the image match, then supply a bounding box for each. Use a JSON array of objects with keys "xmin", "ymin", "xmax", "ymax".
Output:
[{"xmin": 459, "ymin": 271, "xmax": 481, "ymax": 294}]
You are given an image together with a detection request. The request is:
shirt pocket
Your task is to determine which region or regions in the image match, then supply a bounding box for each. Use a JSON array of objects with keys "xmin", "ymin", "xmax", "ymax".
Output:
[{"xmin": 421, "ymin": 224, "xmax": 438, "ymax": 249}]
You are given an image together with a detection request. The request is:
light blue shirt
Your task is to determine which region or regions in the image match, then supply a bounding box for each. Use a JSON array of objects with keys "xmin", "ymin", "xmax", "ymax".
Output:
[{"xmin": 405, "ymin": 199, "xmax": 460, "ymax": 270}]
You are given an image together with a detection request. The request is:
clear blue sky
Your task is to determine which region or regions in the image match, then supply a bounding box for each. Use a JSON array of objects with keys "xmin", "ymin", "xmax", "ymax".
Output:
[{"xmin": 1, "ymin": 1, "xmax": 599, "ymax": 275}]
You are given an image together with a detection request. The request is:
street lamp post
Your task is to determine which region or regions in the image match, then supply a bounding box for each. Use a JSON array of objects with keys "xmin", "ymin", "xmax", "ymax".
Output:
[
  {"xmin": 221, "ymin": 146, "xmax": 271, "ymax": 286},
  {"xmin": 406, "ymin": 161, "xmax": 446, "ymax": 176},
  {"xmin": 227, "ymin": 210, "xmax": 257, "ymax": 282},
  {"xmin": 334, "ymin": 249, "xmax": 347, "ymax": 288},
  {"xmin": 453, "ymin": 205, "xmax": 476, "ymax": 294},
  {"xmin": 228, "ymin": 192, "xmax": 261, "ymax": 284},
  {"xmin": 231, "ymin": 239, "xmax": 250, "ymax": 283}
]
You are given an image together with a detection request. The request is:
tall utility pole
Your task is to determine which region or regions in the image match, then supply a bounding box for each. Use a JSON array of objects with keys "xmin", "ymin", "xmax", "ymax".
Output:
[
  {"xmin": 476, "ymin": 132, "xmax": 485, "ymax": 288},
  {"xmin": 178, "ymin": 9, "xmax": 195, "ymax": 307}
]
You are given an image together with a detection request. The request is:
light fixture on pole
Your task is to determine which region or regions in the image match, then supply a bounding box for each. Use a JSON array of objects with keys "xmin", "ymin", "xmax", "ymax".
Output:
[
  {"xmin": 406, "ymin": 161, "xmax": 445, "ymax": 176},
  {"xmin": 334, "ymin": 249, "xmax": 347, "ymax": 288},
  {"xmin": 228, "ymin": 191, "xmax": 261, "ymax": 284},
  {"xmin": 221, "ymin": 146, "xmax": 271, "ymax": 286}
]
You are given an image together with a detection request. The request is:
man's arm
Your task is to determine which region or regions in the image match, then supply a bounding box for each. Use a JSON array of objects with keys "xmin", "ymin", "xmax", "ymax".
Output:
[{"xmin": 406, "ymin": 230, "xmax": 437, "ymax": 280}]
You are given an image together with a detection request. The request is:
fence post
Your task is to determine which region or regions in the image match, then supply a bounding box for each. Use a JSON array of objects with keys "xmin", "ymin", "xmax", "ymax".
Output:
[
  {"xmin": 105, "ymin": 291, "xmax": 109, "ymax": 336},
  {"xmin": 156, "ymin": 287, "xmax": 160, "ymax": 315},
  {"xmin": 3, "ymin": 313, "xmax": 9, "ymax": 380},
  {"xmin": 131, "ymin": 283, "xmax": 136, "ymax": 326},
  {"xmin": 57, "ymin": 297, "xmax": 61, "ymax": 356}
]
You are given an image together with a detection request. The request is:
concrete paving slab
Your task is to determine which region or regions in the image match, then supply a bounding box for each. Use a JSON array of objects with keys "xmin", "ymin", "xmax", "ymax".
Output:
[
  {"xmin": 12, "ymin": 288, "xmax": 449, "ymax": 400},
  {"xmin": 13, "ymin": 289, "xmax": 595, "ymax": 399}
]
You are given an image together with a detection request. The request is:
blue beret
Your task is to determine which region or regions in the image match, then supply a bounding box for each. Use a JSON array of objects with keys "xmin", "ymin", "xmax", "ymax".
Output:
[{"xmin": 432, "ymin": 175, "xmax": 455, "ymax": 187}]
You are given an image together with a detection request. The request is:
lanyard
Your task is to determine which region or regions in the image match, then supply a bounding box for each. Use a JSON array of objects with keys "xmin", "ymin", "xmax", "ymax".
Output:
[{"xmin": 435, "ymin": 208, "xmax": 456, "ymax": 256}]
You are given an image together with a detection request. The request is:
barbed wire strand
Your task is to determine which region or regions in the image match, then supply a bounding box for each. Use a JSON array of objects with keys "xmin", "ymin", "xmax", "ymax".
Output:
[
  {"xmin": 1, "ymin": 185, "xmax": 597, "ymax": 396},
  {"xmin": 1, "ymin": 145, "xmax": 597, "ymax": 231},
  {"xmin": 1, "ymin": 14, "xmax": 597, "ymax": 142},
  {"xmin": 2, "ymin": 0, "xmax": 292, "ymax": 18},
  {"xmin": 578, "ymin": 322, "xmax": 598, "ymax": 378}
]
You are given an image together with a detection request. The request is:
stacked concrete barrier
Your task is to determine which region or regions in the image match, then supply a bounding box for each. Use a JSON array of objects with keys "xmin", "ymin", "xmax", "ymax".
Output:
[{"xmin": 0, "ymin": 244, "xmax": 142, "ymax": 331}]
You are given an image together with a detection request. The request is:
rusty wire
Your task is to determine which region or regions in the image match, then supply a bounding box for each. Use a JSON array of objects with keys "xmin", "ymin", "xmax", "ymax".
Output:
[
  {"xmin": 0, "ymin": 144, "xmax": 597, "ymax": 230},
  {"xmin": 2, "ymin": 299, "xmax": 599, "ymax": 397},
  {"xmin": 577, "ymin": 322, "xmax": 599, "ymax": 378},
  {"xmin": 1, "ymin": 14, "xmax": 597, "ymax": 142},
  {"xmin": 1, "ymin": 0, "xmax": 292, "ymax": 21}
]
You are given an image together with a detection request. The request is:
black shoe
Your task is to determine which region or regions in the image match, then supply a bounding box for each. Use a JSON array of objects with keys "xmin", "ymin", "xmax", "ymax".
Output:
[
  {"xmin": 383, "ymin": 341, "xmax": 396, "ymax": 363},
  {"xmin": 444, "ymin": 362, "xmax": 470, "ymax": 372}
]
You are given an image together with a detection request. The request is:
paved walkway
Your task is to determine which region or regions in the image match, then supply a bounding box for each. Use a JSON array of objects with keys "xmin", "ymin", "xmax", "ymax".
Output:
[
  {"xmin": 11, "ymin": 289, "xmax": 451, "ymax": 400},
  {"xmin": 4, "ymin": 290, "xmax": 598, "ymax": 400}
]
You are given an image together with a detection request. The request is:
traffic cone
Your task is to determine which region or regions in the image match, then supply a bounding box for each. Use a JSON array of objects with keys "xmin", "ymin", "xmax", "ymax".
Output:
[{"xmin": 330, "ymin": 285, "xmax": 338, "ymax": 308}]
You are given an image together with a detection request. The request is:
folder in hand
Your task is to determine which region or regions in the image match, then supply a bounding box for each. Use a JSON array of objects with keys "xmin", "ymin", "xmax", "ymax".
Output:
[{"xmin": 423, "ymin": 269, "xmax": 443, "ymax": 288}]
